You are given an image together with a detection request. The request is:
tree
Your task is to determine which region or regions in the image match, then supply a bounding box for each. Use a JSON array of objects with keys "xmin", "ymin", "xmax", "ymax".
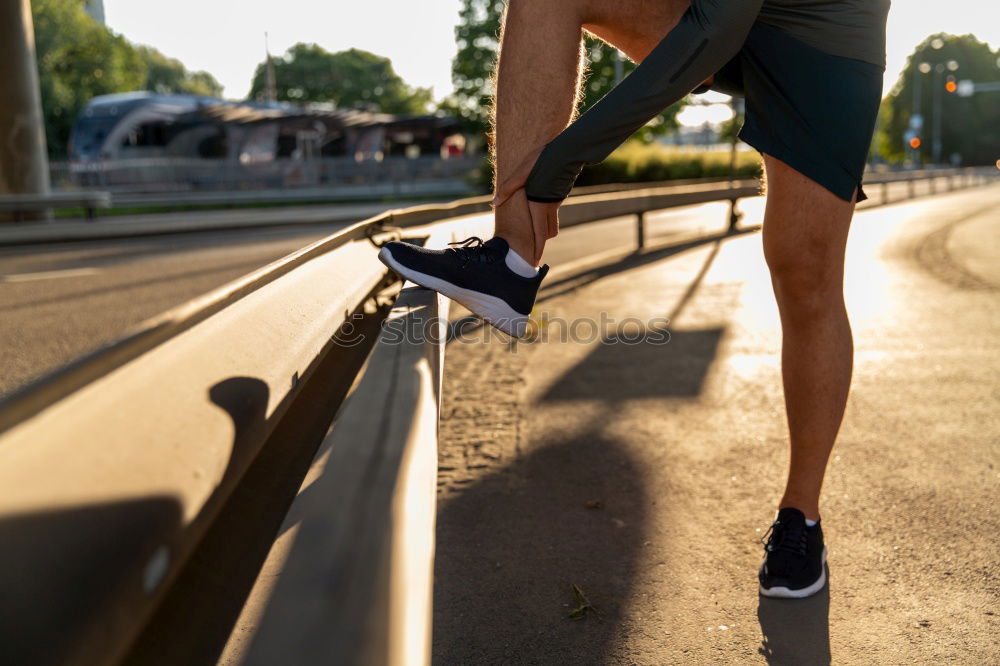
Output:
[
  {"xmin": 247, "ymin": 45, "xmax": 432, "ymax": 114},
  {"xmin": 32, "ymin": 0, "xmax": 145, "ymax": 157},
  {"xmin": 876, "ymin": 34, "xmax": 1000, "ymax": 165},
  {"xmin": 442, "ymin": 0, "xmax": 685, "ymax": 142},
  {"xmin": 137, "ymin": 46, "xmax": 223, "ymax": 97},
  {"xmin": 31, "ymin": 0, "xmax": 226, "ymax": 157}
]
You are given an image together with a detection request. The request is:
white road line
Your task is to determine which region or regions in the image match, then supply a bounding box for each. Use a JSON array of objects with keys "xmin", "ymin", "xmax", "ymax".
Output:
[{"xmin": 0, "ymin": 267, "xmax": 102, "ymax": 283}]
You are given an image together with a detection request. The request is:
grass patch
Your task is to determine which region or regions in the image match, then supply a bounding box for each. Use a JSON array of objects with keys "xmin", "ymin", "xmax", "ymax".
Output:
[
  {"xmin": 473, "ymin": 139, "xmax": 763, "ymax": 190},
  {"xmin": 579, "ymin": 141, "xmax": 762, "ymax": 187}
]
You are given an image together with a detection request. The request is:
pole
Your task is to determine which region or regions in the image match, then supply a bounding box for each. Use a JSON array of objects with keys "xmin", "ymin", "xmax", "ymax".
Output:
[
  {"xmin": 911, "ymin": 68, "xmax": 923, "ymax": 163},
  {"xmin": 0, "ymin": 0, "xmax": 51, "ymax": 221},
  {"xmin": 932, "ymin": 65, "xmax": 944, "ymax": 165},
  {"xmin": 264, "ymin": 32, "xmax": 277, "ymax": 103},
  {"xmin": 727, "ymin": 97, "xmax": 743, "ymax": 231}
]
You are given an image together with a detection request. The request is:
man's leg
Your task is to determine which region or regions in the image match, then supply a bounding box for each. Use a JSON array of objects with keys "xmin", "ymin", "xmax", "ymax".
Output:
[
  {"xmin": 761, "ymin": 154, "xmax": 856, "ymax": 521},
  {"xmin": 490, "ymin": 0, "xmax": 688, "ymax": 263},
  {"xmin": 376, "ymin": 0, "xmax": 690, "ymax": 336}
]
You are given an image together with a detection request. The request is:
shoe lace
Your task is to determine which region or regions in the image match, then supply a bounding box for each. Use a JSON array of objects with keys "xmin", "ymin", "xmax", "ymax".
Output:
[
  {"xmin": 760, "ymin": 518, "xmax": 808, "ymax": 557},
  {"xmin": 447, "ymin": 236, "xmax": 496, "ymax": 268}
]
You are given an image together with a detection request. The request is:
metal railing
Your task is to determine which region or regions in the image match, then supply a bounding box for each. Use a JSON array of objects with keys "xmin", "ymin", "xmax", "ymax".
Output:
[
  {"xmin": 0, "ymin": 165, "xmax": 995, "ymax": 666},
  {"xmin": 0, "ymin": 190, "xmax": 111, "ymax": 221},
  {"xmin": 56, "ymin": 155, "xmax": 482, "ymax": 191}
]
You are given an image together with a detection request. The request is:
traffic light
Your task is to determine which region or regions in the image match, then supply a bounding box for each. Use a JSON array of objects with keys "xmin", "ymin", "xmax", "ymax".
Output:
[
  {"xmin": 909, "ymin": 137, "xmax": 922, "ymax": 149},
  {"xmin": 945, "ymin": 75, "xmax": 957, "ymax": 94}
]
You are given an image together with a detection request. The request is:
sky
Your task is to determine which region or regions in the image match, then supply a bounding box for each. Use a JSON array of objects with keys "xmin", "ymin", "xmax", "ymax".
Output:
[{"xmin": 102, "ymin": 0, "xmax": 1000, "ymax": 127}]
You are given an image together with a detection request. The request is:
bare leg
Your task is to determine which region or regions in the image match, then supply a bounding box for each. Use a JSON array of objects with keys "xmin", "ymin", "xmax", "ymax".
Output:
[
  {"xmin": 489, "ymin": 0, "xmax": 687, "ymax": 263},
  {"xmin": 761, "ymin": 154, "xmax": 856, "ymax": 521}
]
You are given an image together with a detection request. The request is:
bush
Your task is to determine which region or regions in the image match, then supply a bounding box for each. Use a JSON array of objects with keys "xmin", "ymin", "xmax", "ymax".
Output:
[
  {"xmin": 580, "ymin": 140, "xmax": 762, "ymax": 186},
  {"xmin": 471, "ymin": 139, "xmax": 762, "ymax": 191}
]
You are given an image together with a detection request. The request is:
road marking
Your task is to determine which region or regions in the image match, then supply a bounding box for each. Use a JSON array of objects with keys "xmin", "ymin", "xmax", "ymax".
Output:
[{"xmin": 0, "ymin": 267, "xmax": 101, "ymax": 283}]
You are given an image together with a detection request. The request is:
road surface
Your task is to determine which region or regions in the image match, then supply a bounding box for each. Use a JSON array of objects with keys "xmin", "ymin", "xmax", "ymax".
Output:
[
  {"xmin": 0, "ymin": 200, "xmax": 737, "ymax": 399},
  {"xmin": 434, "ymin": 182, "xmax": 1000, "ymax": 664}
]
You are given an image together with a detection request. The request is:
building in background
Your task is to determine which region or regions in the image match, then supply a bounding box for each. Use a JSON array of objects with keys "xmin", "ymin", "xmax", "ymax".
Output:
[
  {"xmin": 84, "ymin": 0, "xmax": 105, "ymax": 24},
  {"xmin": 66, "ymin": 92, "xmax": 471, "ymax": 190}
]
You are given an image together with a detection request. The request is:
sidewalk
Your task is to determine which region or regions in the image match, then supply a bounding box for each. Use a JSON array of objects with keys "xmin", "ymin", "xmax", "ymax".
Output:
[{"xmin": 433, "ymin": 183, "xmax": 1000, "ymax": 664}]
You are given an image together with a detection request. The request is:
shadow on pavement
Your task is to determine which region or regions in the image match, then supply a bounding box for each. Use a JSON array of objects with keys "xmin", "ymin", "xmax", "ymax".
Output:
[
  {"xmin": 756, "ymin": 570, "xmax": 831, "ymax": 665},
  {"xmin": 540, "ymin": 327, "xmax": 724, "ymax": 401},
  {"xmin": 538, "ymin": 228, "xmax": 750, "ymax": 307},
  {"xmin": 433, "ymin": 431, "xmax": 652, "ymax": 664},
  {"xmin": 0, "ymin": 497, "xmax": 183, "ymax": 666}
]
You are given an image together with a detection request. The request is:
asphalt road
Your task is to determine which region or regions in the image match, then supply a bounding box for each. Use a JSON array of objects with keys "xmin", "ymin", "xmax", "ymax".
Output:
[
  {"xmin": 0, "ymin": 224, "xmax": 364, "ymax": 399},
  {"xmin": 0, "ymin": 177, "xmax": 985, "ymax": 403},
  {"xmin": 434, "ymin": 182, "xmax": 1000, "ymax": 664},
  {"xmin": 0, "ymin": 195, "xmax": 749, "ymax": 400}
]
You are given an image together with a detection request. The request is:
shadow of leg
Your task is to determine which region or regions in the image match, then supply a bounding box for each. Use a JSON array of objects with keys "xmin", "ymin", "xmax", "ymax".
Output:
[
  {"xmin": 756, "ymin": 565, "xmax": 832, "ymax": 665},
  {"xmin": 433, "ymin": 434, "xmax": 652, "ymax": 664}
]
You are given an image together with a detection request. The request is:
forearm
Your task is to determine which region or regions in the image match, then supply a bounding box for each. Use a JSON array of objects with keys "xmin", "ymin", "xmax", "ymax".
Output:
[{"xmin": 524, "ymin": 0, "xmax": 762, "ymax": 202}]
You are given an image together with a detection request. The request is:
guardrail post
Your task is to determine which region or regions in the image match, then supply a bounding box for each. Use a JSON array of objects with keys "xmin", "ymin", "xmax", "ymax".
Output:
[
  {"xmin": 728, "ymin": 198, "xmax": 741, "ymax": 232},
  {"xmin": 636, "ymin": 210, "xmax": 645, "ymax": 250},
  {"xmin": 908, "ymin": 178, "xmax": 915, "ymax": 198},
  {"xmin": 881, "ymin": 182, "xmax": 889, "ymax": 205}
]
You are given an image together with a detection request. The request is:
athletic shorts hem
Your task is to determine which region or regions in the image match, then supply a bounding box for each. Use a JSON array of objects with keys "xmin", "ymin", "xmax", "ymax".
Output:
[
  {"xmin": 717, "ymin": 21, "xmax": 882, "ymax": 205},
  {"xmin": 739, "ymin": 125, "xmax": 866, "ymax": 203}
]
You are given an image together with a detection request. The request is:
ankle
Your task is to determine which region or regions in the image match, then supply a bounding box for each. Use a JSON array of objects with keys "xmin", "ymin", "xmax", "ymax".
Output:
[
  {"xmin": 778, "ymin": 501, "xmax": 820, "ymax": 523},
  {"xmin": 495, "ymin": 233, "xmax": 535, "ymax": 266},
  {"xmin": 503, "ymin": 244, "xmax": 538, "ymax": 277}
]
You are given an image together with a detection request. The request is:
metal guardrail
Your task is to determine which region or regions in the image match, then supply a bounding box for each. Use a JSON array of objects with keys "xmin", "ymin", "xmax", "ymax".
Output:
[
  {"xmin": 109, "ymin": 181, "xmax": 475, "ymax": 208},
  {"xmin": 228, "ymin": 216, "xmax": 493, "ymax": 665},
  {"xmin": 0, "ymin": 190, "xmax": 111, "ymax": 220},
  {"xmin": 62, "ymin": 155, "xmax": 481, "ymax": 191},
  {"xmin": 0, "ymin": 166, "xmax": 995, "ymax": 666}
]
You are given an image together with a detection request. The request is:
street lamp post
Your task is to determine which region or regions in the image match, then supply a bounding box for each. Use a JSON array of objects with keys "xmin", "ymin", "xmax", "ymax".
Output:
[
  {"xmin": 0, "ymin": 0, "xmax": 51, "ymax": 221},
  {"xmin": 933, "ymin": 63, "xmax": 945, "ymax": 164},
  {"xmin": 909, "ymin": 62, "xmax": 930, "ymax": 164},
  {"xmin": 931, "ymin": 59, "xmax": 960, "ymax": 165}
]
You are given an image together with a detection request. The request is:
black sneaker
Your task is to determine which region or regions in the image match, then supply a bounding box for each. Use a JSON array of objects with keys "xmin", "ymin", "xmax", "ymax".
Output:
[
  {"xmin": 378, "ymin": 236, "xmax": 548, "ymax": 338},
  {"xmin": 758, "ymin": 507, "xmax": 828, "ymax": 598}
]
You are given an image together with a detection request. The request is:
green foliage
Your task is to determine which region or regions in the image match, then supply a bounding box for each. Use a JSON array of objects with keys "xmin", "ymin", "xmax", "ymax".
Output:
[
  {"xmin": 444, "ymin": 0, "xmax": 685, "ymax": 141},
  {"xmin": 137, "ymin": 47, "xmax": 223, "ymax": 97},
  {"xmin": 876, "ymin": 34, "xmax": 1000, "ymax": 165},
  {"xmin": 247, "ymin": 44, "xmax": 432, "ymax": 114},
  {"xmin": 718, "ymin": 112, "xmax": 744, "ymax": 144},
  {"xmin": 583, "ymin": 141, "xmax": 761, "ymax": 186},
  {"xmin": 443, "ymin": 0, "xmax": 505, "ymax": 136},
  {"xmin": 31, "ymin": 0, "xmax": 224, "ymax": 157},
  {"xmin": 468, "ymin": 140, "xmax": 761, "ymax": 191},
  {"xmin": 33, "ymin": 0, "xmax": 145, "ymax": 157}
]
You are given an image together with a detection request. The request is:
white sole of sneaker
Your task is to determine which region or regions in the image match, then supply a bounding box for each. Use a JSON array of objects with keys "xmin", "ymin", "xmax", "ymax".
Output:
[
  {"xmin": 378, "ymin": 246, "xmax": 529, "ymax": 338},
  {"xmin": 758, "ymin": 547, "xmax": 828, "ymax": 599}
]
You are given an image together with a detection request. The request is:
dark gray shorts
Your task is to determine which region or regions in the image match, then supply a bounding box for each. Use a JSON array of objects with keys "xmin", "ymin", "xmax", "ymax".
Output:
[{"xmin": 711, "ymin": 21, "xmax": 885, "ymax": 203}]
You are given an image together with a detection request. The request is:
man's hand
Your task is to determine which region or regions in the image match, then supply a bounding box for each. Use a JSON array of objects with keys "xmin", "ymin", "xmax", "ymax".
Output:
[
  {"xmin": 492, "ymin": 146, "xmax": 544, "ymax": 209},
  {"xmin": 526, "ymin": 199, "xmax": 560, "ymax": 264},
  {"xmin": 492, "ymin": 146, "xmax": 560, "ymax": 264}
]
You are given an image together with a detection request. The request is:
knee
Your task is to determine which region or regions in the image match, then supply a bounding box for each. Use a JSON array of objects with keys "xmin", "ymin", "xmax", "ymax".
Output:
[{"xmin": 765, "ymin": 249, "xmax": 844, "ymax": 316}]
